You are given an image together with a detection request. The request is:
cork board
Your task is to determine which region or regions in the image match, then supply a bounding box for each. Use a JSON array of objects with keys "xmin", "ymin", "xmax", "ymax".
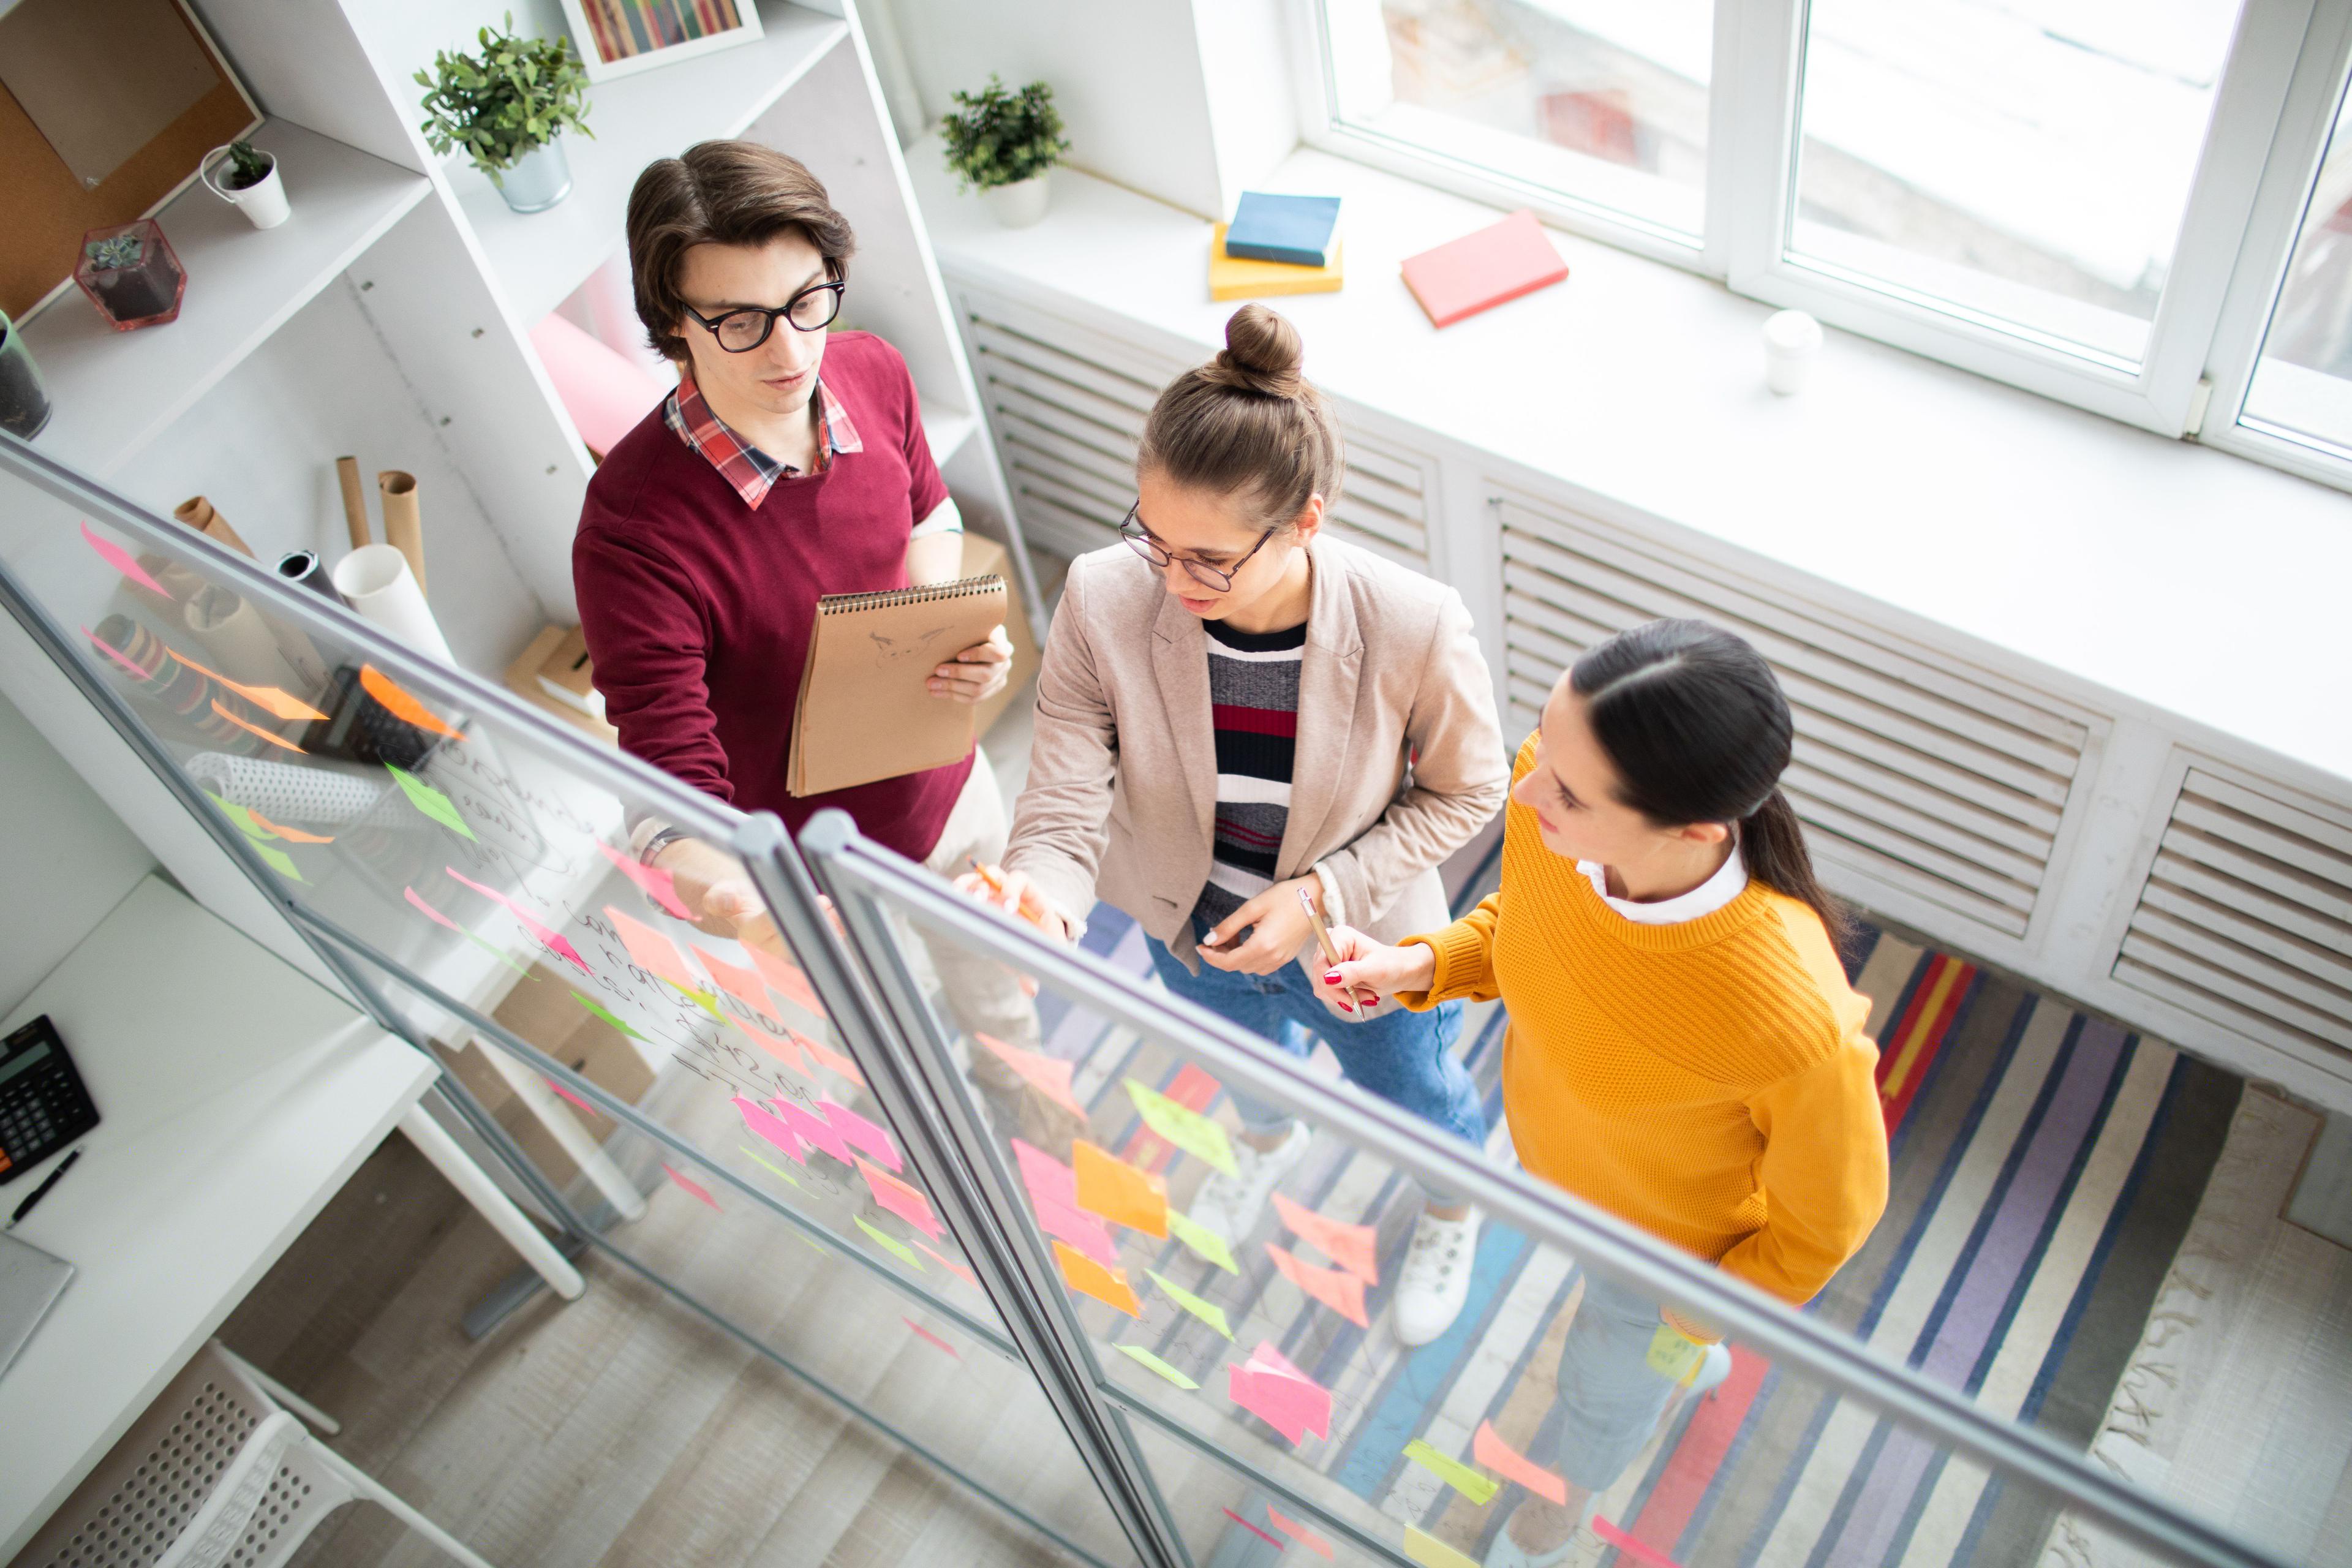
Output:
[{"xmin": 0, "ymin": 0, "xmax": 258, "ymax": 320}]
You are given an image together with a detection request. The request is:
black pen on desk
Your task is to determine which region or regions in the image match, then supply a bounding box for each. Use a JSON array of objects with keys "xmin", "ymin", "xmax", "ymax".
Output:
[{"xmin": 6, "ymin": 1147, "xmax": 80, "ymax": 1229}]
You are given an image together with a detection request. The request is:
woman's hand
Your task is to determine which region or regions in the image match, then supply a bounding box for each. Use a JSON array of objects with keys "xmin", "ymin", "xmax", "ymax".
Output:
[
  {"xmin": 1319, "ymin": 925, "xmax": 1437, "ymax": 1005},
  {"xmin": 1197, "ymin": 877, "xmax": 1319, "ymax": 975},
  {"xmin": 930, "ymin": 625, "xmax": 1014, "ymax": 704},
  {"xmin": 652, "ymin": 836, "xmax": 767, "ymax": 937},
  {"xmin": 953, "ymin": 865, "xmax": 1074, "ymax": 943}
]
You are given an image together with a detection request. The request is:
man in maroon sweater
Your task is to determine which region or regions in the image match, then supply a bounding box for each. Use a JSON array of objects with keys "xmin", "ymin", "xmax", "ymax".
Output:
[{"xmin": 575, "ymin": 142, "xmax": 1058, "ymax": 1099}]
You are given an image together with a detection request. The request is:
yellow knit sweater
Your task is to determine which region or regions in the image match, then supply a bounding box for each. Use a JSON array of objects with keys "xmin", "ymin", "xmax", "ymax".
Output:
[{"xmin": 1400, "ymin": 741, "xmax": 1888, "ymax": 1308}]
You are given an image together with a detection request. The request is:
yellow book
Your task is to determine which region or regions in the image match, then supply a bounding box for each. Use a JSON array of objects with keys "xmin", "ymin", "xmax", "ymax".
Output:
[{"xmin": 1208, "ymin": 223, "xmax": 1344, "ymax": 300}]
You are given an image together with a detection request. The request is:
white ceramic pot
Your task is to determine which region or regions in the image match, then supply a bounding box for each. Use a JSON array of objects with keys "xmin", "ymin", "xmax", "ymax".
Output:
[
  {"xmin": 1762, "ymin": 309, "xmax": 1823, "ymax": 395},
  {"xmin": 201, "ymin": 145, "xmax": 290, "ymax": 230},
  {"xmin": 983, "ymin": 173, "xmax": 1051, "ymax": 229}
]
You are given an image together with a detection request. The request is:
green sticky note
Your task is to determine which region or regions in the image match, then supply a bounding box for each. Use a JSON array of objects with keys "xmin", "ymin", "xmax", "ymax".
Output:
[
  {"xmin": 856, "ymin": 1215, "xmax": 925, "ymax": 1271},
  {"xmin": 1124, "ymin": 1078, "xmax": 1237, "ymax": 1177},
  {"xmin": 1147, "ymin": 1269, "xmax": 1233, "ymax": 1340},
  {"xmin": 385, "ymin": 764, "xmax": 475, "ymax": 839},
  {"xmin": 1166, "ymin": 1210, "xmax": 1238, "ymax": 1273},
  {"xmin": 676, "ymin": 984, "xmax": 731, "ymax": 1024},
  {"xmin": 1402, "ymin": 1439, "xmax": 1499, "ymax": 1505},
  {"xmin": 467, "ymin": 932, "xmax": 533, "ymax": 976},
  {"xmin": 249, "ymin": 840, "xmax": 304, "ymax": 880},
  {"xmin": 1115, "ymin": 1342, "xmax": 1199, "ymax": 1390},
  {"xmin": 1645, "ymin": 1320, "xmax": 1706, "ymax": 1382},
  {"xmin": 570, "ymin": 990, "xmax": 646, "ymax": 1041},
  {"xmin": 738, "ymin": 1144, "xmax": 804, "ymax": 1189},
  {"xmin": 205, "ymin": 791, "xmax": 273, "ymax": 839}
]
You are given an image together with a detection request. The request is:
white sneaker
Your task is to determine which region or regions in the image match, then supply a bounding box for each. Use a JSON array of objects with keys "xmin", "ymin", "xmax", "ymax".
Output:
[
  {"xmin": 1687, "ymin": 1340, "xmax": 1732, "ymax": 1398},
  {"xmin": 1393, "ymin": 1208, "xmax": 1480, "ymax": 1346},
  {"xmin": 1187, "ymin": 1121, "xmax": 1310, "ymax": 1240}
]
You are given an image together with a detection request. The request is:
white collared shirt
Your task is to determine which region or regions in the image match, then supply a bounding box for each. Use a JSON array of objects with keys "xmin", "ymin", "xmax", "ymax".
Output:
[{"xmin": 1578, "ymin": 839, "xmax": 1747, "ymax": 925}]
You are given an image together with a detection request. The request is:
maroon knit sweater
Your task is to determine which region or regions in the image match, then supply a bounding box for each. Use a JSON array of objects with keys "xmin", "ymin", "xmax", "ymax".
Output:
[{"xmin": 571, "ymin": 331, "xmax": 967, "ymax": 862}]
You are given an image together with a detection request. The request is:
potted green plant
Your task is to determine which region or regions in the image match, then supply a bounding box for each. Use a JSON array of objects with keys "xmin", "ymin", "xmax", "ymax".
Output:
[
  {"xmin": 415, "ymin": 15, "xmax": 594, "ymax": 214},
  {"xmin": 199, "ymin": 138, "xmax": 290, "ymax": 229},
  {"xmin": 941, "ymin": 76, "xmax": 1069, "ymax": 229}
]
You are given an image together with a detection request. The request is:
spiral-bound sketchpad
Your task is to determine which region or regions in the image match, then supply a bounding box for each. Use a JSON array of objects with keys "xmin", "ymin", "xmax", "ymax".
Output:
[{"xmin": 183, "ymin": 752, "xmax": 390, "ymax": 825}]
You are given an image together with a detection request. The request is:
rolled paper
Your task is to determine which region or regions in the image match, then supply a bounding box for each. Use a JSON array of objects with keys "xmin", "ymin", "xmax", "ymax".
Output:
[
  {"xmin": 336, "ymin": 456, "xmax": 371, "ymax": 549},
  {"xmin": 89, "ymin": 616, "xmax": 252, "ymax": 752},
  {"xmin": 183, "ymin": 752, "xmax": 388, "ymax": 824},
  {"xmin": 170, "ymin": 495, "xmax": 254, "ymax": 557},
  {"xmin": 184, "ymin": 584, "xmax": 303, "ymax": 692},
  {"xmin": 379, "ymin": 470, "xmax": 424, "ymax": 595},
  {"xmin": 331, "ymin": 543, "xmax": 453, "ymax": 662},
  {"xmin": 276, "ymin": 549, "xmax": 339, "ymax": 601}
]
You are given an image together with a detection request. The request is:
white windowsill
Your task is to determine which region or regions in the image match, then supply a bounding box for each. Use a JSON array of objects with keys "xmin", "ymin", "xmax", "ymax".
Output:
[{"xmin": 907, "ymin": 140, "xmax": 2352, "ymax": 786}]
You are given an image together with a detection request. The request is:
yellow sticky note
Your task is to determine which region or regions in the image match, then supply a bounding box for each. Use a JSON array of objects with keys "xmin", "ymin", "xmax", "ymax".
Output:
[
  {"xmin": 1115, "ymin": 1343, "xmax": 1199, "ymax": 1390},
  {"xmin": 1167, "ymin": 1211, "xmax": 1238, "ymax": 1273},
  {"xmin": 1402, "ymin": 1525, "xmax": 1480, "ymax": 1568},
  {"xmin": 1147, "ymin": 1270, "xmax": 1234, "ymax": 1340},
  {"xmin": 1053, "ymin": 1238, "xmax": 1142, "ymax": 1317},
  {"xmin": 1072, "ymin": 1139, "xmax": 1169, "ymax": 1236},
  {"xmin": 1124, "ymin": 1078, "xmax": 1238, "ymax": 1177},
  {"xmin": 1645, "ymin": 1319, "xmax": 1707, "ymax": 1383},
  {"xmin": 1401, "ymin": 1439, "xmax": 1499, "ymax": 1505}
]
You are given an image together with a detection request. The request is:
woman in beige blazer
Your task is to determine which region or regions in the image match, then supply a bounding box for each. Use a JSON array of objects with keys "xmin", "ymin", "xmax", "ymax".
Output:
[{"xmin": 989, "ymin": 305, "xmax": 1509, "ymax": 1344}]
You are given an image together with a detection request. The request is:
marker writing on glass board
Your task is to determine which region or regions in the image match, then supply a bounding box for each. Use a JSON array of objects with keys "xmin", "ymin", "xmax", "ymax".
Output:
[{"xmin": 7, "ymin": 1147, "xmax": 80, "ymax": 1230}]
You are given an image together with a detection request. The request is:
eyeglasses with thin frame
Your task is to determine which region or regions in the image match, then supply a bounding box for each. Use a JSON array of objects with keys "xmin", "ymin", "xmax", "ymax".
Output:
[
  {"xmin": 682, "ymin": 269, "xmax": 846, "ymax": 353},
  {"xmin": 1119, "ymin": 503, "xmax": 1276, "ymax": 592}
]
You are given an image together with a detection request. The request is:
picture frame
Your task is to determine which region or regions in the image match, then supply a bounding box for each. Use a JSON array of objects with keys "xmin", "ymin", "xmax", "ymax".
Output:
[{"xmin": 557, "ymin": 0, "xmax": 766, "ymax": 85}]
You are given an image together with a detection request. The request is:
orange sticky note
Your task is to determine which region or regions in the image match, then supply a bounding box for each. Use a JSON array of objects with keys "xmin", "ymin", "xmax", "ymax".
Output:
[
  {"xmin": 914, "ymin": 1237, "xmax": 980, "ymax": 1287},
  {"xmin": 166, "ymin": 648, "xmax": 328, "ymax": 721},
  {"xmin": 1071, "ymin": 1139, "xmax": 1169, "ymax": 1237},
  {"xmin": 1267, "ymin": 1505, "xmax": 1336, "ymax": 1559},
  {"xmin": 1051, "ymin": 1238, "xmax": 1141, "ymax": 1317},
  {"xmin": 211, "ymin": 699, "xmax": 304, "ymax": 751},
  {"xmin": 1265, "ymin": 1243, "xmax": 1370, "ymax": 1327},
  {"xmin": 605, "ymin": 905, "xmax": 699, "ymax": 989},
  {"xmin": 747, "ymin": 943, "xmax": 823, "ymax": 1016},
  {"xmin": 693, "ymin": 945, "xmax": 783, "ymax": 1023},
  {"xmin": 976, "ymin": 1033, "xmax": 1089, "ymax": 1121},
  {"xmin": 1472, "ymin": 1420, "xmax": 1567, "ymax": 1506},
  {"xmin": 857, "ymin": 1154, "xmax": 944, "ymax": 1240},
  {"xmin": 799, "ymin": 1033, "xmax": 865, "ymax": 1086},
  {"xmin": 250, "ymin": 810, "xmax": 332, "ymax": 844},
  {"xmin": 359, "ymin": 663, "xmax": 462, "ymax": 738},
  {"xmin": 1273, "ymin": 1193, "xmax": 1379, "ymax": 1284}
]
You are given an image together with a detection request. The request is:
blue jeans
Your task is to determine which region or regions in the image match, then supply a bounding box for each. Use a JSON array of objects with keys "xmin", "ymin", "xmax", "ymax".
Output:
[
  {"xmin": 1545, "ymin": 1270, "xmax": 1688, "ymax": 1493},
  {"xmin": 1147, "ymin": 922, "xmax": 1485, "ymax": 1200}
]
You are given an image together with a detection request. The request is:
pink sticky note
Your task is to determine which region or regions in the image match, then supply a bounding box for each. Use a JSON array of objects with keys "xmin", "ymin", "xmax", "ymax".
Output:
[
  {"xmin": 1265, "ymin": 1243, "xmax": 1370, "ymax": 1327},
  {"xmin": 1267, "ymin": 1504, "xmax": 1336, "ymax": 1559},
  {"xmin": 772, "ymin": 1096, "xmax": 853, "ymax": 1164},
  {"xmin": 545, "ymin": 1077, "xmax": 600, "ymax": 1118},
  {"xmin": 82, "ymin": 625, "xmax": 153, "ymax": 679},
  {"xmin": 914, "ymin": 1238, "xmax": 980, "ymax": 1287},
  {"xmin": 1222, "ymin": 1510, "xmax": 1283, "ymax": 1549},
  {"xmin": 821, "ymin": 1098, "xmax": 902, "ymax": 1173},
  {"xmin": 405, "ymin": 886, "xmax": 466, "ymax": 933},
  {"xmin": 1473, "ymin": 1420, "xmax": 1567, "ymax": 1506},
  {"xmin": 1273, "ymin": 1193, "xmax": 1380, "ymax": 1284},
  {"xmin": 733, "ymin": 1096, "xmax": 807, "ymax": 1163},
  {"xmin": 693, "ymin": 945, "xmax": 782, "ymax": 1023},
  {"xmin": 448, "ymin": 867, "xmax": 590, "ymax": 972},
  {"xmin": 1591, "ymin": 1517, "xmax": 1684, "ymax": 1568},
  {"xmin": 605, "ymin": 905, "xmax": 699, "ymax": 989},
  {"xmin": 905, "ymin": 1317, "xmax": 961, "ymax": 1357},
  {"xmin": 662, "ymin": 1163, "xmax": 722, "ymax": 1210},
  {"xmin": 747, "ymin": 943, "xmax": 824, "ymax": 1016},
  {"xmin": 1011, "ymin": 1139, "xmax": 1120, "ymax": 1265},
  {"xmin": 1012, "ymin": 1138, "xmax": 1078, "ymax": 1207},
  {"xmin": 81, "ymin": 521, "xmax": 166, "ymax": 595},
  {"xmin": 597, "ymin": 840, "xmax": 692, "ymax": 918},
  {"xmin": 976, "ymin": 1033, "xmax": 1089, "ymax": 1120},
  {"xmin": 1228, "ymin": 1340, "xmax": 1330, "ymax": 1446},
  {"xmin": 857, "ymin": 1154, "xmax": 944, "ymax": 1240}
]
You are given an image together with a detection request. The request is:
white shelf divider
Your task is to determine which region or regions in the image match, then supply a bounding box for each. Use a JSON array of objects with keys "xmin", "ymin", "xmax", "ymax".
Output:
[
  {"xmin": 450, "ymin": 1, "xmax": 850, "ymax": 328},
  {"xmin": 19, "ymin": 120, "xmax": 430, "ymax": 480}
]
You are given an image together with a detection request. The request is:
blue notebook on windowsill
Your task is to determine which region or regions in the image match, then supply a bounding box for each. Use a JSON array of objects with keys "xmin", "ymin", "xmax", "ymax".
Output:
[{"xmin": 1225, "ymin": 192, "xmax": 1343, "ymax": 268}]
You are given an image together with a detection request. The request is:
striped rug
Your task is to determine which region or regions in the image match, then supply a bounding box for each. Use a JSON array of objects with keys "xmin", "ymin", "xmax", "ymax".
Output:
[{"xmin": 1024, "ymin": 851, "xmax": 2243, "ymax": 1568}]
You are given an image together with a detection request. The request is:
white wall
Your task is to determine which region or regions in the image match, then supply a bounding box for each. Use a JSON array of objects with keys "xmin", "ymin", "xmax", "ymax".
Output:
[{"xmin": 0, "ymin": 687, "xmax": 158, "ymax": 1017}]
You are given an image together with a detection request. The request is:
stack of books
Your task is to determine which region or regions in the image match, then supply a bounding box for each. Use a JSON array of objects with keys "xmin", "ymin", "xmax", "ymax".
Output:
[{"xmin": 1209, "ymin": 192, "xmax": 1344, "ymax": 300}]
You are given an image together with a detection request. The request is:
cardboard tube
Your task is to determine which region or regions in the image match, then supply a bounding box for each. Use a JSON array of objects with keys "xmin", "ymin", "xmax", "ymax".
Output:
[
  {"xmin": 379, "ymin": 470, "xmax": 424, "ymax": 596},
  {"xmin": 184, "ymin": 584, "xmax": 301, "ymax": 690},
  {"xmin": 171, "ymin": 495, "xmax": 254, "ymax": 558},
  {"xmin": 336, "ymin": 456, "xmax": 371, "ymax": 549}
]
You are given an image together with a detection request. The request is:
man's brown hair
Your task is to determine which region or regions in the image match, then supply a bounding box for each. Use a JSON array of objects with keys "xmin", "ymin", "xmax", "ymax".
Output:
[{"xmin": 626, "ymin": 140, "xmax": 856, "ymax": 364}]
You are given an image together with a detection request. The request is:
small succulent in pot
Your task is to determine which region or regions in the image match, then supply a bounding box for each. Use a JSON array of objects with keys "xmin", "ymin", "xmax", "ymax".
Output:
[
  {"xmin": 74, "ymin": 219, "xmax": 187, "ymax": 330},
  {"xmin": 221, "ymin": 139, "xmax": 272, "ymax": 191},
  {"xmin": 415, "ymin": 14, "xmax": 595, "ymax": 192}
]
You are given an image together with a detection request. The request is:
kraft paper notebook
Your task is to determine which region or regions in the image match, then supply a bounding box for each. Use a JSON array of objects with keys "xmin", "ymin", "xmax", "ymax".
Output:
[{"xmin": 788, "ymin": 573, "xmax": 1007, "ymax": 796}]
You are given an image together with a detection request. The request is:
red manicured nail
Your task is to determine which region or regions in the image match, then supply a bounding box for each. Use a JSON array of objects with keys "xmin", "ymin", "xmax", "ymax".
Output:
[
  {"xmin": 1338, "ymin": 1001, "xmax": 1355, "ymax": 1014},
  {"xmin": 1322, "ymin": 971, "xmax": 1342, "ymax": 984},
  {"xmin": 1365, "ymin": 992, "xmax": 1381, "ymax": 1004}
]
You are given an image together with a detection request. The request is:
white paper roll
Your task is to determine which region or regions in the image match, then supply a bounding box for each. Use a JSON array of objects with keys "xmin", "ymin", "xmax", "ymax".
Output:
[
  {"xmin": 332, "ymin": 543, "xmax": 454, "ymax": 663},
  {"xmin": 184, "ymin": 752, "xmax": 390, "ymax": 824}
]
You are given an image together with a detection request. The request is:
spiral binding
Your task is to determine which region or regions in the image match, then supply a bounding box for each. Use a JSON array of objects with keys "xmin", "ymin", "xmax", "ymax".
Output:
[{"xmin": 816, "ymin": 572, "xmax": 1003, "ymax": 616}]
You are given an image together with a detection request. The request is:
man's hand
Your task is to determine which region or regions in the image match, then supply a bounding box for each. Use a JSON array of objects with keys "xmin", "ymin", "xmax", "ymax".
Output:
[
  {"xmin": 1196, "ymin": 876, "xmax": 1321, "ymax": 976},
  {"xmin": 930, "ymin": 624, "xmax": 1013, "ymax": 704}
]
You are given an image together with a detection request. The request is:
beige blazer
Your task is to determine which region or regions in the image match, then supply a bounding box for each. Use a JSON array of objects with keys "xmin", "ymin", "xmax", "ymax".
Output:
[{"xmin": 1004, "ymin": 534, "xmax": 1509, "ymax": 973}]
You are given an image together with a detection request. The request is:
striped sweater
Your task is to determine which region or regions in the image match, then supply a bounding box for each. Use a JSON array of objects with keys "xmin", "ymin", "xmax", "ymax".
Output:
[{"xmin": 1191, "ymin": 617, "xmax": 1307, "ymax": 932}]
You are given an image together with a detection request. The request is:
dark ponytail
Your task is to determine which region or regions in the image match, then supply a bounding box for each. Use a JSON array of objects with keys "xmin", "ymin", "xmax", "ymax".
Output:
[{"xmin": 1570, "ymin": 619, "xmax": 1850, "ymax": 949}]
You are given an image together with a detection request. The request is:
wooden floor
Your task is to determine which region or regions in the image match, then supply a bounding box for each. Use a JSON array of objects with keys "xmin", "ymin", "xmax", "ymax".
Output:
[{"xmin": 216, "ymin": 1131, "xmax": 1126, "ymax": 1568}]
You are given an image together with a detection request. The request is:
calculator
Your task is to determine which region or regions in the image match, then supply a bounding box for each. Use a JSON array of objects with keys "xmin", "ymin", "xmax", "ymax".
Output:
[{"xmin": 0, "ymin": 1016, "xmax": 98, "ymax": 1183}]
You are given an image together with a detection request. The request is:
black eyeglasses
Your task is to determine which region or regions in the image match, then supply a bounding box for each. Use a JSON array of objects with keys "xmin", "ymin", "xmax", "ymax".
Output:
[
  {"xmin": 682, "ymin": 271, "xmax": 846, "ymax": 353},
  {"xmin": 1119, "ymin": 504, "xmax": 1276, "ymax": 592}
]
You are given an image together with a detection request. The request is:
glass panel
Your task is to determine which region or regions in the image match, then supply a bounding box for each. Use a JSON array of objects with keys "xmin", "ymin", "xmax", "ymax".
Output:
[
  {"xmin": 1789, "ymin": 0, "xmax": 2245, "ymax": 366},
  {"xmin": 2241, "ymin": 70, "xmax": 2352, "ymax": 454},
  {"xmin": 1329, "ymin": 0, "xmax": 1713, "ymax": 239},
  {"xmin": 862, "ymin": 884, "xmax": 2242, "ymax": 1568},
  {"xmin": 0, "ymin": 459, "xmax": 997, "ymax": 1344}
]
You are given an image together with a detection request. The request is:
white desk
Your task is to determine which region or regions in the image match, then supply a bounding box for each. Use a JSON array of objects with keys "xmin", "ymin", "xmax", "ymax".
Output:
[{"xmin": 0, "ymin": 876, "xmax": 572, "ymax": 1559}]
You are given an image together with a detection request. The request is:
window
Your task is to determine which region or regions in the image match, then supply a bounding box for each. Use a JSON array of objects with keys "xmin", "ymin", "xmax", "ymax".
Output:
[{"xmin": 1298, "ymin": 0, "xmax": 2352, "ymax": 491}]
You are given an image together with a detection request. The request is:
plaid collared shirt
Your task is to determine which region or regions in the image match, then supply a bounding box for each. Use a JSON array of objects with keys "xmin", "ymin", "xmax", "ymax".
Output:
[{"xmin": 663, "ymin": 364, "xmax": 862, "ymax": 509}]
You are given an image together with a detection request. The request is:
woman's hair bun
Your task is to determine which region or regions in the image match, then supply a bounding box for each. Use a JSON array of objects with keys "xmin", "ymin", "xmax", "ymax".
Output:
[{"xmin": 1212, "ymin": 303, "xmax": 1305, "ymax": 398}]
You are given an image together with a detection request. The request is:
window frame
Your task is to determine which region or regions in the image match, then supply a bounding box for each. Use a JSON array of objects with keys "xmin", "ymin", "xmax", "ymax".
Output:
[{"xmin": 1288, "ymin": 0, "xmax": 2352, "ymax": 488}]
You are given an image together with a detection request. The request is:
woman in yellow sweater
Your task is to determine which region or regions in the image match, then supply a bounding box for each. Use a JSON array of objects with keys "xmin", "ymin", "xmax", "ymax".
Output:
[{"xmin": 1325, "ymin": 618, "xmax": 1889, "ymax": 1567}]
